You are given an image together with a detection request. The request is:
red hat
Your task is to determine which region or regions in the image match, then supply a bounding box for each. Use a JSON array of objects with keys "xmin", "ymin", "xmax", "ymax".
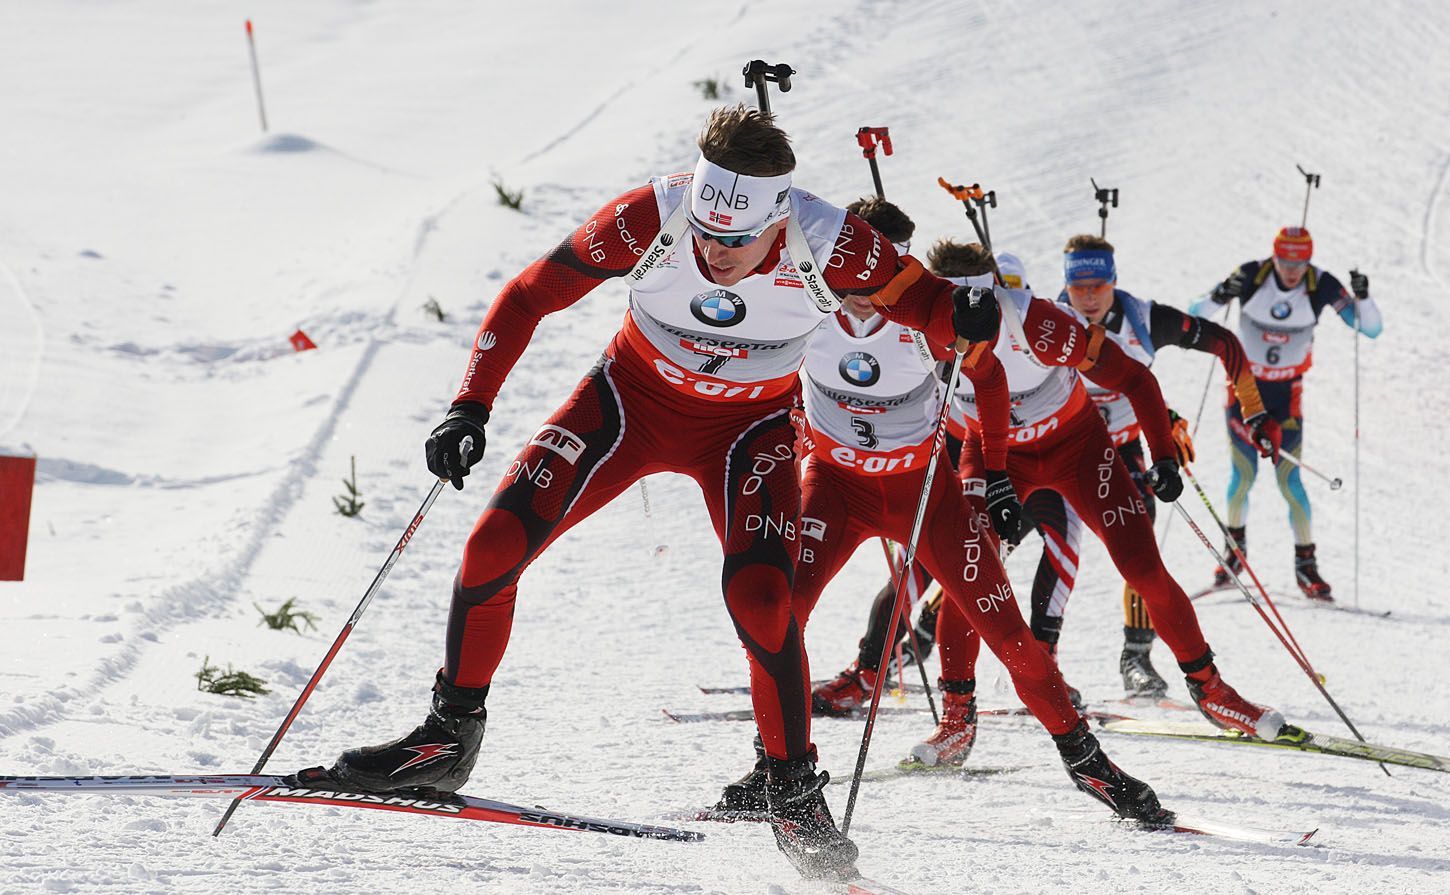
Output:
[{"xmin": 1273, "ymin": 226, "xmax": 1313, "ymax": 263}]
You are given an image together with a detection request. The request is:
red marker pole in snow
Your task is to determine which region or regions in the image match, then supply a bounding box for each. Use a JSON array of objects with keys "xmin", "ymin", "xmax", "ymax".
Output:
[{"xmin": 245, "ymin": 20, "xmax": 268, "ymax": 133}]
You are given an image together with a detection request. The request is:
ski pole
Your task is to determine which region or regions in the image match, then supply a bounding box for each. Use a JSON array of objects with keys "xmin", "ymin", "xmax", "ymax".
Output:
[
  {"xmin": 1276, "ymin": 451, "xmax": 1343, "ymax": 490},
  {"xmin": 213, "ymin": 439, "xmax": 473, "ymax": 837},
  {"xmin": 638, "ymin": 478, "xmax": 668, "ymax": 557},
  {"xmin": 1168, "ymin": 499, "xmax": 1389, "ymax": 775},
  {"xmin": 1091, "ymin": 178, "xmax": 1118, "ymax": 238},
  {"xmin": 842, "ymin": 329, "xmax": 977, "ymax": 835},
  {"xmin": 741, "ymin": 60, "xmax": 794, "ymax": 115},
  {"xmin": 1296, "ymin": 164, "xmax": 1321, "ymax": 229},
  {"xmin": 856, "ymin": 127, "xmax": 892, "ymax": 199},
  {"xmin": 1352, "ymin": 273, "xmax": 1362, "ymax": 607},
  {"xmin": 1181, "ymin": 465, "xmax": 1314, "ymax": 670},
  {"xmin": 878, "ymin": 538, "xmax": 939, "ymax": 724}
]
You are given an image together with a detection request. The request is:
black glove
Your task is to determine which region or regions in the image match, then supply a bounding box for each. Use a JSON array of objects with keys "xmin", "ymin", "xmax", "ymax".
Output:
[
  {"xmin": 1349, "ymin": 268, "xmax": 1369, "ymax": 300},
  {"xmin": 952, "ymin": 285, "xmax": 999, "ymax": 343},
  {"xmin": 1146, "ymin": 458, "xmax": 1182, "ymax": 503},
  {"xmin": 426, "ymin": 402, "xmax": 488, "ymax": 490},
  {"xmin": 1210, "ymin": 271, "xmax": 1244, "ymax": 304},
  {"xmin": 984, "ymin": 469, "xmax": 1025, "ymax": 545}
]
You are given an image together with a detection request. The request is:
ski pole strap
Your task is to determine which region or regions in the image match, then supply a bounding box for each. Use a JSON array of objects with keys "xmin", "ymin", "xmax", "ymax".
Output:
[
  {"xmin": 866, "ymin": 253, "xmax": 926, "ymax": 310},
  {"xmin": 1073, "ymin": 324, "xmax": 1109, "ymax": 372}
]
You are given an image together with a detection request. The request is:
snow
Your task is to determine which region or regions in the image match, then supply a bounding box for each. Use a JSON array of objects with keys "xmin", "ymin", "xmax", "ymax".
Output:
[{"xmin": 2, "ymin": 1, "xmax": 1448, "ymax": 892}]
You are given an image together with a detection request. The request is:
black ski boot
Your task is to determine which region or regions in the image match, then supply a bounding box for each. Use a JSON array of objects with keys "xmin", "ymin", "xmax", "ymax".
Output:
[
  {"xmin": 710, "ymin": 733, "xmax": 768, "ymax": 818},
  {"xmin": 1295, "ymin": 543, "xmax": 1333, "ymax": 601},
  {"xmin": 765, "ymin": 756, "xmax": 859, "ymax": 880},
  {"xmin": 1211, "ymin": 526, "xmax": 1247, "ymax": 588},
  {"xmin": 331, "ymin": 672, "xmax": 487, "ymax": 793},
  {"xmin": 1120, "ymin": 628, "xmax": 1169, "ymax": 698},
  {"xmin": 1054, "ymin": 721, "xmax": 1169, "ymax": 823}
]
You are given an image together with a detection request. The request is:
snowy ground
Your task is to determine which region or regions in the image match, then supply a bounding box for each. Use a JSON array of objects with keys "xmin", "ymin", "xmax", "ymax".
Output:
[{"xmin": 2, "ymin": 1, "xmax": 1448, "ymax": 892}]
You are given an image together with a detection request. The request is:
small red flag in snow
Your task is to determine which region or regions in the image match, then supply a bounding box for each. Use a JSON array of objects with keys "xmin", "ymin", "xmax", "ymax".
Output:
[{"xmin": 290, "ymin": 329, "xmax": 317, "ymax": 352}]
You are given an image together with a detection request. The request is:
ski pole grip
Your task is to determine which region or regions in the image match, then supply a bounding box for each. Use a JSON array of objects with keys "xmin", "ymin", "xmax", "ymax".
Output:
[
  {"xmin": 937, "ymin": 176, "xmax": 983, "ymax": 203},
  {"xmin": 856, "ymin": 126, "xmax": 892, "ymax": 158},
  {"xmin": 460, "ymin": 435, "xmax": 476, "ymax": 468}
]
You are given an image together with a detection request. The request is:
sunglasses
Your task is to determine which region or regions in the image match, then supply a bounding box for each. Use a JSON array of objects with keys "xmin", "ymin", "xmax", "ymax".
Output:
[{"xmin": 687, "ymin": 216, "xmax": 772, "ymax": 248}]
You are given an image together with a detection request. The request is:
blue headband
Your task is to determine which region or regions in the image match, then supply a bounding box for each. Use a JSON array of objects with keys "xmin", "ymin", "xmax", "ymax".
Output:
[{"xmin": 1064, "ymin": 249, "xmax": 1116, "ymax": 284}]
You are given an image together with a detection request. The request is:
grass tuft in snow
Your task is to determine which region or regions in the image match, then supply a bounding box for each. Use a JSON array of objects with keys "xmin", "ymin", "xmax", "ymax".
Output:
[
  {"xmin": 492, "ymin": 178, "xmax": 524, "ymax": 210},
  {"xmin": 254, "ymin": 598, "xmax": 319, "ymax": 635},
  {"xmin": 333, "ymin": 455, "xmax": 365, "ymax": 518},
  {"xmin": 195, "ymin": 656, "xmax": 270, "ymax": 699}
]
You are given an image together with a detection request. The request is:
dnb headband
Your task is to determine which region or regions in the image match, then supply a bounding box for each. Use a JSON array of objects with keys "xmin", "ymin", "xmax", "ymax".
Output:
[{"xmin": 687, "ymin": 157, "xmax": 792, "ymax": 236}]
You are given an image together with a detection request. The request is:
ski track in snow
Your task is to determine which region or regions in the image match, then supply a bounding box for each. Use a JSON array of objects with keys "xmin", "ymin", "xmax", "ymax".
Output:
[
  {"xmin": 0, "ymin": 208, "xmax": 445, "ymax": 741},
  {"xmin": 1421, "ymin": 150, "xmax": 1450, "ymax": 291},
  {"xmin": 0, "ymin": 254, "xmax": 44, "ymax": 447}
]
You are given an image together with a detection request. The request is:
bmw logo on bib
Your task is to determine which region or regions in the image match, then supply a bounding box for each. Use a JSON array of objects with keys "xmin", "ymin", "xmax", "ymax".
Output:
[
  {"xmin": 839, "ymin": 351, "xmax": 881, "ymax": 387},
  {"xmin": 690, "ymin": 289, "xmax": 747, "ymax": 327},
  {"xmin": 1271, "ymin": 300, "xmax": 1293, "ymax": 320}
]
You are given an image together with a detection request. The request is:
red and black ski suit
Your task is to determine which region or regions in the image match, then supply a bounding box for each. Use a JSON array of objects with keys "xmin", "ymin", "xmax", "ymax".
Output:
[
  {"xmin": 937, "ymin": 297, "xmax": 1219, "ymax": 685},
  {"xmin": 442, "ymin": 182, "xmax": 1008, "ymax": 762}
]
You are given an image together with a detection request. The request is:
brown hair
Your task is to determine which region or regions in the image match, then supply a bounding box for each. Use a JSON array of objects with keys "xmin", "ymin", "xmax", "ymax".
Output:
[
  {"xmin": 697, "ymin": 104, "xmax": 795, "ymax": 177},
  {"xmin": 1064, "ymin": 233, "xmax": 1115, "ymax": 254},
  {"xmin": 845, "ymin": 197, "xmax": 916, "ymax": 245},
  {"xmin": 926, "ymin": 239, "xmax": 993, "ymax": 278}
]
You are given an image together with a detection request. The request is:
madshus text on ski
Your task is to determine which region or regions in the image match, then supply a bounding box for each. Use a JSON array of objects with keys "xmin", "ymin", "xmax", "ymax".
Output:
[{"xmin": 3, "ymin": 56, "xmax": 1398, "ymax": 892}]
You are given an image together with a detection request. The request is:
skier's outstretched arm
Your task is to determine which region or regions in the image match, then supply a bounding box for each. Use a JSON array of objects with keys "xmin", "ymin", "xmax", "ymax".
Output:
[
  {"xmin": 852, "ymin": 235, "xmax": 1011, "ymax": 469},
  {"xmin": 427, "ymin": 184, "xmax": 660, "ymax": 489},
  {"xmin": 1149, "ymin": 302, "xmax": 1267, "ymax": 419},
  {"xmin": 1019, "ymin": 299, "xmax": 1177, "ymax": 468},
  {"xmin": 455, "ymin": 184, "xmax": 661, "ymax": 409}
]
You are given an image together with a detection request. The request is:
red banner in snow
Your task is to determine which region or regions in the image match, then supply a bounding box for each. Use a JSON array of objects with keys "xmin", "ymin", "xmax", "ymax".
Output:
[{"xmin": 0, "ymin": 455, "xmax": 36, "ymax": 581}]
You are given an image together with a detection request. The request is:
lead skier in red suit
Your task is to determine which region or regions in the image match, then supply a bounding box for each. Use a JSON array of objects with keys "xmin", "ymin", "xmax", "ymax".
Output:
[{"xmin": 327, "ymin": 107, "xmax": 1012, "ymax": 880}]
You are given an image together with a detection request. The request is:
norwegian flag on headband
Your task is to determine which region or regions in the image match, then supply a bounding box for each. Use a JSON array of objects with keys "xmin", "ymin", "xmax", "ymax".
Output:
[{"xmin": 708, "ymin": 210, "xmax": 733, "ymax": 227}]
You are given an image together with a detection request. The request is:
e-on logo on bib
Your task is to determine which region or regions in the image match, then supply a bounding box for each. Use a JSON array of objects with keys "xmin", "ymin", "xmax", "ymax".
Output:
[
  {"xmin": 690, "ymin": 289, "xmax": 747, "ymax": 327},
  {"xmin": 838, "ymin": 351, "xmax": 881, "ymax": 387}
]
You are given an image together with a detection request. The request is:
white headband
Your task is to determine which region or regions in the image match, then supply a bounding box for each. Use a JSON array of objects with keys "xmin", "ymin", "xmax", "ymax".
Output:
[{"xmin": 688, "ymin": 156, "xmax": 792, "ymax": 235}]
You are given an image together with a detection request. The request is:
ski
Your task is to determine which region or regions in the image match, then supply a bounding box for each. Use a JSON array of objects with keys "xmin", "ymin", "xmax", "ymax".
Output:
[
  {"xmin": 665, "ymin": 706, "xmax": 1130, "ymax": 724},
  {"xmin": 1136, "ymin": 812, "xmax": 1317, "ymax": 846},
  {"xmin": 839, "ymin": 875, "xmax": 914, "ymax": 895},
  {"xmin": 698, "ymin": 681, "xmax": 926, "ymax": 696},
  {"xmin": 663, "ymin": 706, "xmax": 928, "ymax": 723},
  {"xmin": 0, "ymin": 770, "xmax": 705, "ymax": 842},
  {"xmin": 1188, "ymin": 583, "xmax": 1238, "ymax": 602},
  {"xmin": 1101, "ymin": 719, "xmax": 1450, "ymax": 773},
  {"xmin": 979, "ymin": 706, "xmax": 1135, "ymax": 724},
  {"xmin": 1301, "ymin": 599, "xmax": 1392, "ymax": 619},
  {"xmin": 838, "ymin": 760, "xmax": 1026, "ymax": 784}
]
